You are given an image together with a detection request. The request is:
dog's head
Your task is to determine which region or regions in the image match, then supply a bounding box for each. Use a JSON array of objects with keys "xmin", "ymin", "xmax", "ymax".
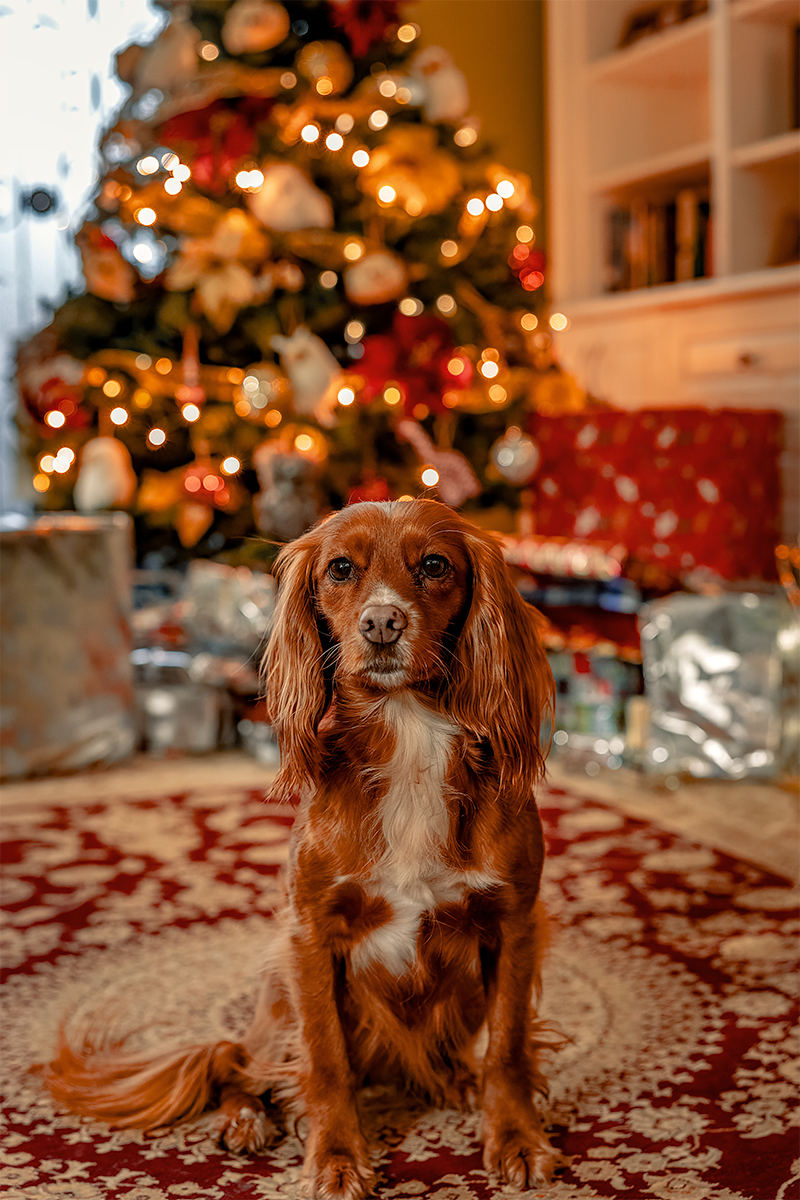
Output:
[{"xmin": 265, "ymin": 500, "xmax": 553, "ymax": 797}]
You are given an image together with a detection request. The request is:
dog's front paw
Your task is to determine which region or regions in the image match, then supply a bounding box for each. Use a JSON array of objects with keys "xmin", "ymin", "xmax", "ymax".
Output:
[
  {"xmin": 301, "ymin": 1148, "xmax": 375, "ymax": 1200},
  {"xmin": 215, "ymin": 1091, "xmax": 279, "ymax": 1154},
  {"xmin": 483, "ymin": 1125, "xmax": 565, "ymax": 1190}
]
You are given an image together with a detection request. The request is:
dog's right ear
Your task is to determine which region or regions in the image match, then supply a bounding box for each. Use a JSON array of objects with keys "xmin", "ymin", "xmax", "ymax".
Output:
[{"xmin": 264, "ymin": 528, "xmax": 326, "ymax": 799}]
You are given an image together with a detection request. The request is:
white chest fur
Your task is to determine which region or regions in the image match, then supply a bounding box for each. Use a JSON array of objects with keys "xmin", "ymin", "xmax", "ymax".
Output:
[{"xmin": 350, "ymin": 695, "xmax": 499, "ymax": 976}]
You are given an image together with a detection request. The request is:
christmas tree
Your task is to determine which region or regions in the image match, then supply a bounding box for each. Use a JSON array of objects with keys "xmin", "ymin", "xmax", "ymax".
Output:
[{"xmin": 17, "ymin": 0, "xmax": 583, "ymax": 568}]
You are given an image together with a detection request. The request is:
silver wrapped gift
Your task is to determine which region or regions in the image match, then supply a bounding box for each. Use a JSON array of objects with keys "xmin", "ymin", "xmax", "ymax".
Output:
[
  {"xmin": 132, "ymin": 648, "xmax": 232, "ymax": 755},
  {"xmin": 0, "ymin": 513, "xmax": 136, "ymax": 779},
  {"xmin": 640, "ymin": 590, "xmax": 799, "ymax": 779},
  {"xmin": 135, "ymin": 682, "xmax": 222, "ymax": 756},
  {"xmin": 179, "ymin": 560, "xmax": 275, "ymax": 653}
]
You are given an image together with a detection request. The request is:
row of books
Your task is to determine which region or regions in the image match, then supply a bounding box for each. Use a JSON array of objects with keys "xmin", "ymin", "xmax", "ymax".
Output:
[{"xmin": 606, "ymin": 190, "xmax": 711, "ymax": 292}]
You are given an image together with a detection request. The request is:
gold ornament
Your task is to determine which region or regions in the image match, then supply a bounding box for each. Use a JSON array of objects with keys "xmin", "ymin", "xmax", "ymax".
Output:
[
  {"xmin": 118, "ymin": 182, "xmax": 224, "ymax": 238},
  {"xmin": 137, "ymin": 468, "xmax": 184, "ymax": 514},
  {"xmin": 486, "ymin": 164, "xmax": 539, "ymax": 220},
  {"xmin": 234, "ymin": 361, "xmax": 291, "ymax": 424},
  {"xmin": 296, "ymin": 41, "xmax": 353, "ymax": 96},
  {"xmin": 175, "ymin": 501, "xmax": 214, "ymax": 547},
  {"xmin": 358, "ymin": 126, "xmax": 461, "ymax": 218},
  {"xmin": 281, "ymin": 230, "xmax": 359, "ymax": 269},
  {"xmin": 165, "ymin": 209, "xmax": 269, "ymax": 332}
]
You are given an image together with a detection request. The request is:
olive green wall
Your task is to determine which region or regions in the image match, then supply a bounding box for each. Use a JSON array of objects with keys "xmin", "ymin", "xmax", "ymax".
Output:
[{"xmin": 413, "ymin": 0, "xmax": 547, "ymax": 243}]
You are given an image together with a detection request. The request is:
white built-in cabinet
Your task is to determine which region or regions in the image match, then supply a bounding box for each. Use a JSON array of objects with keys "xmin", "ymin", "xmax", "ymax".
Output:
[{"xmin": 547, "ymin": 0, "xmax": 800, "ymax": 540}]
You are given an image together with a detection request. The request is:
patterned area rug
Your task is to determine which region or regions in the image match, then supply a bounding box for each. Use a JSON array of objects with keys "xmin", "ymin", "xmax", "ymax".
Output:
[{"xmin": 1, "ymin": 778, "xmax": 798, "ymax": 1200}]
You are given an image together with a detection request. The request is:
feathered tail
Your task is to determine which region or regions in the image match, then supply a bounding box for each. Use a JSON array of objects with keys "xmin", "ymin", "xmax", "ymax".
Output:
[{"xmin": 43, "ymin": 1029, "xmax": 257, "ymax": 1130}]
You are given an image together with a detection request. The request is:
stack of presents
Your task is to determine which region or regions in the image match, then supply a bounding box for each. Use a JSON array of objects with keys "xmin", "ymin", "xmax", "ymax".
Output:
[{"xmin": 1, "ymin": 408, "xmax": 797, "ymax": 783}]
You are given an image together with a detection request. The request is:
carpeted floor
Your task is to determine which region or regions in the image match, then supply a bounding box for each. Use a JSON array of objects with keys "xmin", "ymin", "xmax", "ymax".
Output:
[{"xmin": 1, "ymin": 760, "xmax": 798, "ymax": 1200}]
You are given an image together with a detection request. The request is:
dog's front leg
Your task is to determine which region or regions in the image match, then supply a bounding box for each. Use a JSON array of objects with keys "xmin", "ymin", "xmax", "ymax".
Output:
[
  {"xmin": 292, "ymin": 927, "xmax": 375, "ymax": 1200},
  {"xmin": 481, "ymin": 900, "xmax": 564, "ymax": 1189}
]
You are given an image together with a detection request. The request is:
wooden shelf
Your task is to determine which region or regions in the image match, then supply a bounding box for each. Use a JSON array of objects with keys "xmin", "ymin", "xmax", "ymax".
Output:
[
  {"xmin": 557, "ymin": 264, "xmax": 800, "ymax": 320},
  {"xmin": 731, "ymin": 0, "xmax": 800, "ymax": 25},
  {"xmin": 731, "ymin": 129, "xmax": 800, "ymax": 168},
  {"xmin": 587, "ymin": 15, "xmax": 711, "ymax": 86},
  {"xmin": 589, "ymin": 143, "xmax": 710, "ymax": 195}
]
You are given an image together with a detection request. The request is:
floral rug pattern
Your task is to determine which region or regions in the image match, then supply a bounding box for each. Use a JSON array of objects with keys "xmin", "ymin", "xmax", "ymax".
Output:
[{"xmin": 1, "ymin": 780, "xmax": 798, "ymax": 1200}]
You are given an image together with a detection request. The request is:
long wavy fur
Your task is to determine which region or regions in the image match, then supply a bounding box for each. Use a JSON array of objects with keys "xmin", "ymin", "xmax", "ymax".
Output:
[
  {"xmin": 43, "ymin": 1032, "xmax": 254, "ymax": 1130},
  {"xmin": 448, "ymin": 522, "xmax": 554, "ymax": 793},
  {"xmin": 265, "ymin": 526, "xmax": 328, "ymax": 800}
]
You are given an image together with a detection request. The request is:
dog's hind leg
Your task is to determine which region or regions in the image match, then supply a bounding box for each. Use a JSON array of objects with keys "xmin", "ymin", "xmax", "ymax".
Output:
[
  {"xmin": 214, "ymin": 954, "xmax": 300, "ymax": 1154},
  {"xmin": 214, "ymin": 1082, "xmax": 280, "ymax": 1153}
]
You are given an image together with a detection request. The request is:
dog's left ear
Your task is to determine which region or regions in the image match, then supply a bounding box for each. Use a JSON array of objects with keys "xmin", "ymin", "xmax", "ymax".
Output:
[
  {"xmin": 448, "ymin": 527, "xmax": 554, "ymax": 795},
  {"xmin": 264, "ymin": 527, "xmax": 326, "ymax": 798}
]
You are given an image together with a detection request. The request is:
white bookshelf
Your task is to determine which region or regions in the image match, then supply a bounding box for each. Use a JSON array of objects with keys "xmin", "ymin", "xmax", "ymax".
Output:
[{"xmin": 547, "ymin": 0, "xmax": 800, "ymax": 540}]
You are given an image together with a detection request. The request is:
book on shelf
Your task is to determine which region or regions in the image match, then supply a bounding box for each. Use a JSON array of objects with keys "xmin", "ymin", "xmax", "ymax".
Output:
[
  {"xmin": 606, "ymin": 191, "xmax": 710, "ymax": 292},
  {"xmin": 792, "ymin": 24, "xmax": 799, "ymax": 131},
  {"xmin": 618, "ymin": 0, "xmax": 709, "ymax": 50}
]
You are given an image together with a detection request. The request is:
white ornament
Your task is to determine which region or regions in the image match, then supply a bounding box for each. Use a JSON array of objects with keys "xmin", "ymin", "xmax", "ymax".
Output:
[
  {"xmin": 409, "ymin": 46, "xmax": 470, "ymax": 123},
  {"xmin": 222, "ymin": 0, "xmax": 290, "ymax": 55},
  {"xmin": 490, "ymin": 427, "xmax": 541, "ymax": 485},
  {"xmin": 247, "ymin": 164, "xmax": 333, "ymax": 232},
  {"xmin": 134, "ymin": 11, "xmax": 200, "ymax": 97},
  {"xmin": 74, "ymin": 437, "xmax": 137, "ymax": 512},
  {"xmin": 270, "ymin": 327, "xmax": 341, "ymax": 426},
  {"xmin": 19, "ymin": 354, "xmax": 84, "ymax": 397},
  {"xmin": 344, "ymin": 251, "xmax": 407, "ymax": 306}
]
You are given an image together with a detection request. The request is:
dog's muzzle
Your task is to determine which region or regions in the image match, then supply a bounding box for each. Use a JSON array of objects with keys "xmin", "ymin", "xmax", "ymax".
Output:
[{"xmin": 359, "ymin": 604, "xmax": 408, "ymax": 645}]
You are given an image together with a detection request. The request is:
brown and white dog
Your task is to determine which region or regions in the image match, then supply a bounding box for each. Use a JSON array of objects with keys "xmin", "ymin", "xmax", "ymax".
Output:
[{"xmin": 46, "ymin": 499, "xmax": 564, "ymax": 1197}]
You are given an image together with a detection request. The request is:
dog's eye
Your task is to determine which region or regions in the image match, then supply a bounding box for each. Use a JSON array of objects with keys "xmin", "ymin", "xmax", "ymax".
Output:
[
  {"xmin": 420, "ymin": 555, "xmax": 449, "ymax": 579},
  {"xmin": 328, "ymin": 557, "xmax": 354, "ymax": 581}
]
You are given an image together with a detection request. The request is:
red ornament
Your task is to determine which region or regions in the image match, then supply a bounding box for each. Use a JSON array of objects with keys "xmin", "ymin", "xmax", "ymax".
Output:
[
  {"xmin": 157, "ymin": 99, "xmax": 272, "ymax": 196},
  {"xmin": 358, "ymin": 313, "xmax": 469, "ymax": 417},
  {"xmin": 21, "ymin": 372, "xmax": 88, "ymax": 431},
  {"xmin": 509, "ymin": 245, "xmax": 546, "ymax": 292},
  {"xmin": 328, "ymin": 0, "xmax": 401, "ymax": 58},
  {"xmin": 347, "ymin": 472, "xmax": 391, "ymax": 505},
  {"xmin": 182, "ymin": 462, "xmax": 244, "ymax": 512}
]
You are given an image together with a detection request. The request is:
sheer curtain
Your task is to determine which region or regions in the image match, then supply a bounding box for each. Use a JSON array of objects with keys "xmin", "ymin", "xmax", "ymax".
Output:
[{"xmin": 0, "ymin": 0, "xmax": 163, "ymax": 516}]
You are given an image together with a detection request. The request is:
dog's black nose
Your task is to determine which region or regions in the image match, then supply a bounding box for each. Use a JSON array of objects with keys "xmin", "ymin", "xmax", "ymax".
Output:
[{"xmin": 359, "ymin": 604, "xmax": 408, "ymax": 645}]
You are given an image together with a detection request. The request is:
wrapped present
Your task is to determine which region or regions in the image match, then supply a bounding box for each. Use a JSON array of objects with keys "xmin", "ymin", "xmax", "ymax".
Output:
[
  {"xmin": 0, "ymin": 514, "xmax": 136, "ymax": 779},
  {"xmin": 179, "ymin": 559, "xmax": 275, "ymax": 653},
  {"xmin": 130, "ymin": 569, "xmax": 184, "ymax": 648},
  {"xmin": 504, "ymin": 534, "xmax": 627, "ymax": 581},
  {"xmin": 132, "ymin": 646, "xmax": 234, "ymax": 755},
  {"xmin": 639, "ymin": 589, "xmax": 798, "ymax": 778},
  {"xmin": 549, "ymin": 650, "xmax": 642, "ymax": 742},
  {"xmin": 128, "ymin": 561, "xmax": 273, "ymax": 756},
  {"xmin": 529, "ymin": 409, "xmax": 783, "ymax": 581},
  {"xmin": 135, "ymin": 681, "xmax": 223, "ymax": 755}
]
